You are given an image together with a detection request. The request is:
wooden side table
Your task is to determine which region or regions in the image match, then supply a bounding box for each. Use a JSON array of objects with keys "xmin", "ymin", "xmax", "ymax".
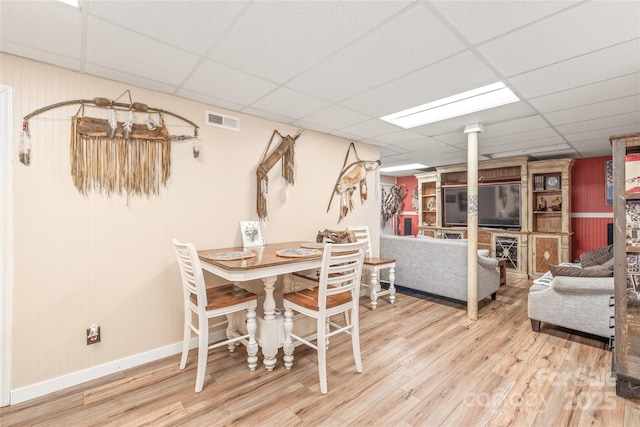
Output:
[{"xmin": 497, "ymin": 258, "xmax": 507, "ymax": 286}]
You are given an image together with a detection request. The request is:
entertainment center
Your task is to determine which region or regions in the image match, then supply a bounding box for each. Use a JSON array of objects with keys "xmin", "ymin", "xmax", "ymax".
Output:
[{"xmin": 416, "ymin": 156, "xmax": 573, "ymax": 279}]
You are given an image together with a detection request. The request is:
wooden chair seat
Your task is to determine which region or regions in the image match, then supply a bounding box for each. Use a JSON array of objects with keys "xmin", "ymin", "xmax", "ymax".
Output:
[
  {"xmin": 284, "ymin": 286, "xmax": 352, "ymax": 310},
  {"xmin": 189, "ymin": 284, "xmax": 257, "ymax": 310}
]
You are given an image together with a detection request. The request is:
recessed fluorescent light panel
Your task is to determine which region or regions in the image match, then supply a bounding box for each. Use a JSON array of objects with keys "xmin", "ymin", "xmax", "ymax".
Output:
[
  {"xmin": 380, "ymin": 82, "xmax": 519, "ymax": 129},
  {"xmin": 56, "ymin": 0, "xmax": 79, "ymax": 7},
  {"xmin": 380, "ymin": 163, "xmax": 428, "ymax": 173}
]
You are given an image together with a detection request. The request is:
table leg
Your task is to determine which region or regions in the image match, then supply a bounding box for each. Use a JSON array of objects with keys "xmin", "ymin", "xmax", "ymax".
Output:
[
  {"xmin": 261, "ymin": 275, "xmax": 279, "ymax": 371},
  {"xmin": 282, "ymin": 273, "xmax": 293, "ymax": 293}
]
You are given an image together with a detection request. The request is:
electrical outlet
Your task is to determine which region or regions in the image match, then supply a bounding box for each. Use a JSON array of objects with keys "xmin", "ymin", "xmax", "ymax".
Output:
[{"xmin": 86, "ymin": 324, "xmax": 101, "ymax": 345}]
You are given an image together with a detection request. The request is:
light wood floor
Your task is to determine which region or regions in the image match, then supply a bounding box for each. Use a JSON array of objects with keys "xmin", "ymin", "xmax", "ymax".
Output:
[{"xmin": 2, "ymin": 277, "xmax": 640, "ymax": 426}]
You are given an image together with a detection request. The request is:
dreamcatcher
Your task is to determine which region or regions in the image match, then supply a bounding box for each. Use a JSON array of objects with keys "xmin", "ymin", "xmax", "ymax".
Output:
[
  {"xmin": 382, "ymin": 184, "xmax": 408, "ymax": 225},
  {"xmin": 327, "ymin": 142, "xmax": 381, "ymax": 222}
]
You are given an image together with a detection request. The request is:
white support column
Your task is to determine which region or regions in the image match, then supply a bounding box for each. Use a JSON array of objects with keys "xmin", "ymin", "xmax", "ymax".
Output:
[{"xmin": 464, "ymin": 123, "xmax": 484, "ymax": 321}]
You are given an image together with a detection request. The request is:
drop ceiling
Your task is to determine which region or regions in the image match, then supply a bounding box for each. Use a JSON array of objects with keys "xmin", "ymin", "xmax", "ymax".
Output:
[{"xmin": 1, "ymin": 0, "xmax": 639, "ymax": 176}]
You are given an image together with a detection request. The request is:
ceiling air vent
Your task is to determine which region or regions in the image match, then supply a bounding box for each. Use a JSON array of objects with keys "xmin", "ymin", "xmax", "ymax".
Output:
[{"xmin": 205, "ymin": 110, "xmax": 239, "ymax": 131}]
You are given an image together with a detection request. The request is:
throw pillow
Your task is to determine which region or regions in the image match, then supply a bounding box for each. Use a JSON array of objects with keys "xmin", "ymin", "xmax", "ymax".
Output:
[
  {"xmin": 579, "ymin": 245, "xmax": 613, "ymax": 268},
  {"xmin": 549, "ymin": 264, "xmax": 613, "ymax": 278}
]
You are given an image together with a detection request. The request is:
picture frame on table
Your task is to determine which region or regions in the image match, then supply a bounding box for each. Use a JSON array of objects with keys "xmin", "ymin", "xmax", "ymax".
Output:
[{"xmin": 240, "ymin": 220, "xmax": 264, "ymax": 248}]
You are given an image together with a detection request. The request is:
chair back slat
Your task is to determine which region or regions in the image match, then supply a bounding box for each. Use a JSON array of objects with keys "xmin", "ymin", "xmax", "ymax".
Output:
[
  {"xmin": 172, "ymin": 239, "xmax": 208, "ymax": 315},
  {"xmin": 347, "ymin": 225, "xmax": 372, "ymax": 257},
  {"xmin": 318, "ymin": 241, "xmax": 367, "ymax": 308}
]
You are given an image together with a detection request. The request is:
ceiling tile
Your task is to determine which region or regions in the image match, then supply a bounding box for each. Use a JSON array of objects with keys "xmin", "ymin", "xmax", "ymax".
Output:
[
  {"xmin": 174, "ymin": 88, "xmax": 245, "ymax": 114},
  {"xmin": 529, "ymin": 73, "xmax": 640, "ymax": 113},
  {"xmin": 477, "ymin": 1, "xmax": 640, "ymax": 77},
  {"xmin": 368, "ymin": 131, "xmax": 426, "ymax": 145},
  {"xmin": 507, "ymin": 40, "xmax": 640, "ymax": 99},
  {"xmin": 396, "ymin": 138, "xmax": 451, "ymax": 153},
  {"xmin": 209, "ymin": 0, "xmax": 413, "ymax": 84},
  {"xmin": 472, "ymin": 128, "xmax": 560, "ymax": 149},
  {"xmin": 85, "ymin": 1, "xmax": 247, "ymax": 55},
  {"xmin": 410, "ymin": 102, "xmax": 536, "ymax": 138},
  {"xmin": 480, "ymin": 115, "xmax": 550, "ymax": 139},
  {"xmin": 556, "ymin": 111, "xmax": 640, "ymax": 135},
  {"xmin": 299, "ymin": 105, "xmax": 370, "ymax": 130},
  {"xmin": 287, "ymin": 2, "xmax": 466, "ymax": 103},
  {"xmin": 181, "ymin": 59, "xmax": 277, "ymax": 105},
  {"xmin": 480, "ymin": 137, "xmax": 567, "ymax": 156},
  {"xmin": 86, "ymin": 17, "xmax": 201, "ymax": 86},
  {"xmin": 247, "ymin": 87, "xmax": 329, "ymax": 120},
  {"xmin": 570, "ymin": 138, "xmax": 614, "ymax": 157},
  {"xmin": 564, "ymin": 124, "xmax": 640, "ymax": 143},
  {"xmin": 340, "ymin": 119, "xmax": 400, "ymax": 140},
  {"xmin": 240, "ymin": 107, "xmax": 296, "ymax": 127},
  {"xmin": 0, "ymin": 1, "xmax": 81, "ymax": 66},
  {"xmin": 544, "ymin": 95, "xmax": 640, "ymax": 126},
  {"xmin": 342, "ymin": 50, "xmax": 499, "ymax": 117},
  {"xmin": 430, "ymin": 0, "xmax": 577, "ymax": 45},
  {"xmin": 84, "ymin": 63, "xmax": 178, "ymax": 95}
]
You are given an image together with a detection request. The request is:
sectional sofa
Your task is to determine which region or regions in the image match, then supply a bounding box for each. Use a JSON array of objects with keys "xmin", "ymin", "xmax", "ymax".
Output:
[{"xmin": 379, "ymin": 234, "xmax": 500, "ymax": 303}]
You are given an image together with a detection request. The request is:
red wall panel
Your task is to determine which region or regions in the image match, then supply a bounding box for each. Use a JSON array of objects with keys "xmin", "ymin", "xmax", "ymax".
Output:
[
  {"xmin": 571, "ymin": 156, "xmax": 613, "ymax": 259},
  {"xmin": 396, "ymin": 175, "xmax": 419, "ymax": 236},
  {"xmin": 572, "ymin": 156, "xmax": 613, "ymax": 213}
]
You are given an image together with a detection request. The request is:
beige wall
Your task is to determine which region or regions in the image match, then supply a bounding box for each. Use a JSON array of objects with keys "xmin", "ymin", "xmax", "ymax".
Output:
[{"xmin": 1, "ymin": 54, "xmax": 381, "ymax": 390}]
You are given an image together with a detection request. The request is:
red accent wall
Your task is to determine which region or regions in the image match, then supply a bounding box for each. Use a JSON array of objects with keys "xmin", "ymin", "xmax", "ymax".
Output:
[
  {"xmin": 571, "ymin": 156, "xmax": 613, "ymax": 259},
  {"xmin": 396, "ymin": 175, "xmax": 419, "ymax": 236}
]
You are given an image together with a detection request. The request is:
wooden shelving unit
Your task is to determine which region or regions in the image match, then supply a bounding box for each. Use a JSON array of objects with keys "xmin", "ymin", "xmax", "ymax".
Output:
[
  {"xmin": 416, "ymin": 171, "xmax": 438, "ymax": 230},
  {"xmin": 414, "ymin": 156, "xmax": 573, "ymax": 280},
  {"xmin": 527, "ymin": 159, "xmax": 573, "ymax": 277},
  {"xmin": 611, "ymin": 131, "xmax": 640, "ymax": 400}
]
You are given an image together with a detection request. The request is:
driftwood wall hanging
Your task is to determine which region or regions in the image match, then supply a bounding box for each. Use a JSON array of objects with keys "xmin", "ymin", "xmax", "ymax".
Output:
[
  {"xmin": 256, "ymin": 129, "xmax": 304, "ymax": 220},
  {"xmin": 328, "ymin": 142, "xmax": 381, "ymax": 222},
  {"xmin": 20, "ymin": 90, "xmax": 199, "ymax": 199}
]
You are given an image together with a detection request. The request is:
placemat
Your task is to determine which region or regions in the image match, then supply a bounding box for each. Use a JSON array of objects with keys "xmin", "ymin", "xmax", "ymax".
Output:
[
  {"xmin": 207, "ymin": 251, "xmax": 256, "ymax": 261},
  {"xmin": 276, "ymin": 248, "xmax": 321, "ymax": 258},
  {"xmin": 300, "ymin": 242, "xmax": 326, "ymax": 249}
]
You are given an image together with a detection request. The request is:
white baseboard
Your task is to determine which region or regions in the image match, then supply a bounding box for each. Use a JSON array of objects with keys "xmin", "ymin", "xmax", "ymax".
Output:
[{"xmin": 10, "ymin": 331, "xmax": 226, "ymax": 405}]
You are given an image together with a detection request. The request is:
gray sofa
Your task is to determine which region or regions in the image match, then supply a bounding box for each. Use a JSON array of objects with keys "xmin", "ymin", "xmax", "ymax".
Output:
[
  {"xmin": 379, "ymin": 235, "xmax": 500, "ymax": 303},
  {"xmin": 528, "ymin": 270, "xmax": 615, "ymax": 339}
]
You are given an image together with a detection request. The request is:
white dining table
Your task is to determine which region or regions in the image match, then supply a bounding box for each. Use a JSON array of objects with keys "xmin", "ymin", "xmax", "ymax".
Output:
[{"xmin": 198, "ymin": 241, "xmax": 323, "ymax": 371}]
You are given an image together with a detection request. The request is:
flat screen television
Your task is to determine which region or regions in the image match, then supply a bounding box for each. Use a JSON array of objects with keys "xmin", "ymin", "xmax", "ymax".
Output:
[{"xmin": 443, "ymin": 182, "xmax": 521, "ymax": 229}]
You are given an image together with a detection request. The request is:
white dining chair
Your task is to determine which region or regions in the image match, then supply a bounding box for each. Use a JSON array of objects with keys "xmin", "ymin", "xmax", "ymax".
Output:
[
  {"xmin": 347, "ymin": 225, "xmax": 397, "ymax": 310},
  {"xmin": 172, "ymin": 239, "xmax": 258, "ymax": 393},
  {"xmin": 282, "ymin": 241, "xmax": 367, "ymax": 394}
]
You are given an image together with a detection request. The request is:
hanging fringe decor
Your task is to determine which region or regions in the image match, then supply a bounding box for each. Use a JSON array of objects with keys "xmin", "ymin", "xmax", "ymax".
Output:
[
  {"xmin": 20, "ymin": 90, "xmax": 199, "ymax": 199},
  {"xmin": 70, "ymin": 115, "xmax": 171, "ymax": 198},
  {"xmin": 20, "ymin": 90, "xmax": 199, "ymax": 167},
  {"xmin": 256, "ymin": 129, "xmax": 304, "ymax": 220}
]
